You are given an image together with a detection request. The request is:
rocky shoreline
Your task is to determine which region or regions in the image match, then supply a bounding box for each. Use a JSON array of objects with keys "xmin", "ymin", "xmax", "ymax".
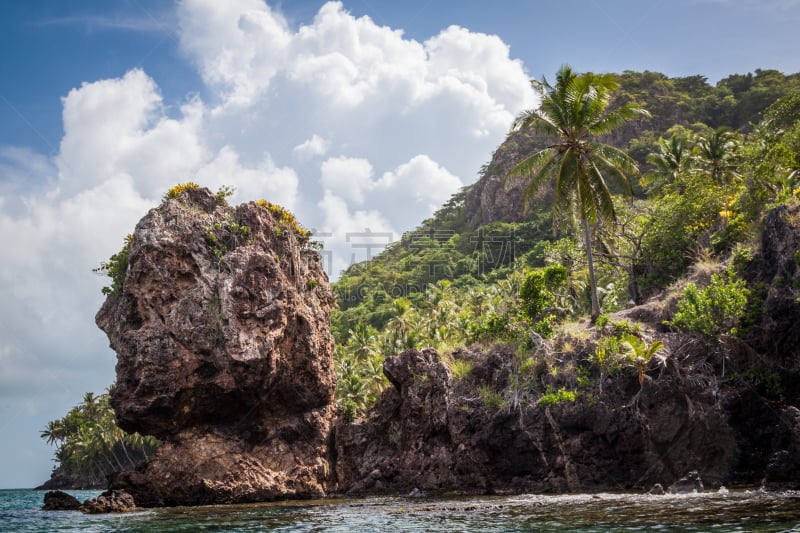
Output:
[{"xmin": 43, "ymin": 189, "xmax": 800, "ymax": 511}]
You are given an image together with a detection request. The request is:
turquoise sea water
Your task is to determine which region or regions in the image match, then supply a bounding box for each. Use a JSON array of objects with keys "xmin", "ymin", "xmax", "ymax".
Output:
[{"xmin": 2, "ymin": 489, "xmax": 800, "ymax": 532}]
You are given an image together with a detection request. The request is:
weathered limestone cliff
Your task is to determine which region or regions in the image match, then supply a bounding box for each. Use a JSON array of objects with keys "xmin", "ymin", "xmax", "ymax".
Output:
[{"xmin": 97, "ymin": 187, "xmax": 335, "ymax": 506}]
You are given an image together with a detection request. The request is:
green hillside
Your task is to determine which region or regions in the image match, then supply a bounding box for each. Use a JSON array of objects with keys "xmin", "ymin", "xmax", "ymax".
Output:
[{"xmin": 331, "ymin": 67, "xmax": 800, "ymax": 417}]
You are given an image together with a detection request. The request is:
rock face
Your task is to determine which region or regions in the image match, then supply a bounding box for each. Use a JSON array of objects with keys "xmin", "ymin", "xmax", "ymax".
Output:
[
  {"xmin": 81, "ymin": 490, "xmax": 136, "ymax": 514},
  {"xmin": 763, "ymin": 406, "xmax": 800, "ymax": 491},
  {"xmin": 43, "ymin": 489, "xmax": 137, "ymax": 513},
  {"xmin": 334, "ymin": 347, "xmax": 737, "ymax": 495},
  {"xmin": 749, "ymin": 203, "xmax": 800, "ymax": 364},
  {"xmin": 97, "ymin": 187, "xmax": 335, "ymax": 506},
  {"xmin": 42, "ymin": 490, "xmax": 81, "ymax": 511},
  {"xmin": 463, "ymin": 132, "xmax": 546, "ymax": 230}
]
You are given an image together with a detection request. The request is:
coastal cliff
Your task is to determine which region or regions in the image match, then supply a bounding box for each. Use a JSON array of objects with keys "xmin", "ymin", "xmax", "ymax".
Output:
[
  {"xmin": 96, "ymin": 187, "xmax": 335, "ymax": 506},
  {"xmin": 82, "ymin": 188, "xmax": 800, "ymax": 507},
  {"xmin": 332, "ymin": 202, "xmax": 800, "ymax": 495}
]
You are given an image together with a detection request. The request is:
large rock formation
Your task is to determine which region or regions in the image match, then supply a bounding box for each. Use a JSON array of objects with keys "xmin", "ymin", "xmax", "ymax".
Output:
[
  {"xmin": 97, "ymin": 187, "xmax": 335, "ymax": 506},
  {"xmin": 91, "ymin": 188, "xmax": 800, "ymax": 505},
  {"xmin": 748, "ymin": 203, "xmax": 800, "ymax": 364},
  {"xmin": 334, "ymin": 346, "xmax": 737, "ymax": 495}
]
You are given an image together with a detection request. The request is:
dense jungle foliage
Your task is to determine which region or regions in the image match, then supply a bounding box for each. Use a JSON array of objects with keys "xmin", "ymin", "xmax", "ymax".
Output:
[{"xmin": 331, "ymin": 68, "xmax": 800, "ymax": 418}]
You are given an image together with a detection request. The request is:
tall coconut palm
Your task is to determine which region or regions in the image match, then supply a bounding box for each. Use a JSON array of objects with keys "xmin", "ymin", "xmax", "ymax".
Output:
[{"xmin": 506, "ymin": 65, "xmax": 648, "ymax": 320}]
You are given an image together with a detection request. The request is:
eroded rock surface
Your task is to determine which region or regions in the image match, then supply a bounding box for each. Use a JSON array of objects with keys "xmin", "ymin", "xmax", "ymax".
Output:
[
  {"xmin": 42, "ymin": 490, "xmax": 81, "ymax": 511},
  {"xmin": 763, "ymin": 407, "xmax": 800, "ymax": 491},
  {"xmin": 81, "ymin": 490, "xmax": 136, "ymax": 514},
  {"xmin": 98, "ymin": 187, "xmax": 335, "ymax": 506},
  {"xmin": 749, "ymin": 203, "xmax": 800, "ymax": 364},
  {"xmin": 334, "ymin": 347, "xmax": 737, "ymax": 495},
  {"xmin": 668, "ymin": 471, "xmax": 704, "ymax": 494}
]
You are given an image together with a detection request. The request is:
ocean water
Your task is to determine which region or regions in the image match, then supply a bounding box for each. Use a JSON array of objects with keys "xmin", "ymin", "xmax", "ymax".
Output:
[{"xmin": 2, "ymin": 489, "xmax": 800, "ymax": 532}]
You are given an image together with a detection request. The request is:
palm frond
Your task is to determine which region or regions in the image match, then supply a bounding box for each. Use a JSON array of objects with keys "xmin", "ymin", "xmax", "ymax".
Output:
[
  {"xmin": 512, "ymin": 108, "xmax": 560, "ymax": 137},
  {"xmin": 521, "ymin": 152, "xmax": 561, "ymax": 214},
  {"xmin": 591, "ymin": 143, "xmax": 638, "ymax": 195},
  {"xmin": 586, "ymin": 161, "xmax": 617, "ymax": 222},
  {"xmin": 550, "ymin": 149, "xmax": 579, "ymax": 232},
  {"xmin": 506, "ymin": 148, "xmax": 554, "ymax": 183},
  {"xmin": 590, "ymin": 103, "xmax": 650, "ymax": 136}
]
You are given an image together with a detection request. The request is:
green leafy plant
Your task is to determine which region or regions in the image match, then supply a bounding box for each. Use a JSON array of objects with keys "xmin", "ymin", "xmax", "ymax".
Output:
[
  {"xmin": 447, "ymin": 358, "xmax": 474, "ymax": 380},
  {"xmin": 340, "ymin": 398, "xmax": 358, "ymax": 423},
  {"xmin": 479, "ymin": 385, "xmax": 506, "ymax": 409},
  {"xmin": 620, "ymin": 334, "xmax": 665, "ymax": 384},
  {"xmin": 538, "ymin": 386, "xmax": 578, "ymax": 406},
  {"xmin": 204, "ymin": 216, "xmax": 251, "ymax": 269},
  {"xmin": 93, "ymin": 234, "xmax": 133, "ymax": 300},
  {"xmin": 576, "ymin": 366, "xmax": 594, "ymax": 389},
  {"xmin": 732, "ymin": 244, "xmax": 754, "ymax": 272},
  {"xmin": 215, "ymin": 185, "xmax": 235, "ymax": 206},
  {"xmin": 163, "ymin": 181, "xmax": 200, "ymax": 201},
  {"xmin": 670, "ymin": 268, "xmax": 750, "ymax": 336},
  {"xmin": 520, "ymin": 265, "xmax": 568, "ymax": 320},
  {"xmin": 257, "ymin": 199, "xmax": 311, "ymax": 240}
]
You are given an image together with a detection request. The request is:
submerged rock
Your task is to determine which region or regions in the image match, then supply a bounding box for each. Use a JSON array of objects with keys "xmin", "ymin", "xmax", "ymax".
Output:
[
  {"xmin": 42, "ymin": 490, "xmax": 81, "ymax": 511},
  {"xmin": 97, "ymin": 187, "xmax": 335, "ymax": 506}
]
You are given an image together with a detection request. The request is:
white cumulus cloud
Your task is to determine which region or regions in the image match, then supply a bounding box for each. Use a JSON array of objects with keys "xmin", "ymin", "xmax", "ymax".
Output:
[
  {"xmin": 293, "ymin": 134, "xmax": 331, "ymax": 160},
  {"xmin": 0, "ymin": 0, "xmax": 537, "ymax": 486}
]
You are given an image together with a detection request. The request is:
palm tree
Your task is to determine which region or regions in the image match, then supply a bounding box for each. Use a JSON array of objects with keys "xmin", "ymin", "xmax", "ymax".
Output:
[
  {"xmin": 695, "ymin": 127, "xmax": 741, "ymax": 184},
  {"xmin": 506, "ymin": 65, "xmax": 648, "ymax": 320},
  {"xmin": 645, "ymin": 134, "xmax": 689, "ymax": 192}
]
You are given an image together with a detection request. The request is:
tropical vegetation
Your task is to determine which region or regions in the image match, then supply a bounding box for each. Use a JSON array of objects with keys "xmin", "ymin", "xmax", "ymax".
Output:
[
  {"xmin": 45, "ymin": 66, "xmax": 800, "ymax": 481},
  {"xmin": 505, "ymin": 65, "xmax": 649, "ymax": 320},
  {"xmin": 41, "ymin": 392, "xmax": 158, "ymax": 486},
  {"xmin": 330, "ymin": 66, "xmax": 800, "ymax": 417}
]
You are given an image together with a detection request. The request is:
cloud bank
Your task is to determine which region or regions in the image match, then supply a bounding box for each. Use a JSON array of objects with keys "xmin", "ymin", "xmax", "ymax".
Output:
[{"xmin": 0, "ymin": 0, "xmax": 534, "ymax": 486}]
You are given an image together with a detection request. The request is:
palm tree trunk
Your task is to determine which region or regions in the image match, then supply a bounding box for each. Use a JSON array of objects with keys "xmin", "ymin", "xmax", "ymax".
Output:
[
  {"xmin": 119, "ymin": 439, "xmax": 136, "ymax": 469},
  {"xmin": 582, "ymin": 216, "xmax": 601, "ymax": 321}
]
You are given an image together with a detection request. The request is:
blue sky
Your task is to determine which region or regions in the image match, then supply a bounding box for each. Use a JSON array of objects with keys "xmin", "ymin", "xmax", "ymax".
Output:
[
  {"xmin": 0, "ymin": 0, "xmax": 798, "ymax": 489},
  {"xmin": 3, "ymin": 0, "xmax": 799, "ymax": 155}
]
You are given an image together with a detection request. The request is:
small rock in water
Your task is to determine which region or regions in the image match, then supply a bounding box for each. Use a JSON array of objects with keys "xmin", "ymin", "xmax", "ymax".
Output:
[
  {"xmin": 648, "ymin": 483, "xmax": 665, "ymax": 495},
  {"xmin": 668, "ymin": 471, "xmax": 704, "ymax": 494},
  {"xmin": 763, "ymin": 449, "xmax": 800, "ymax": 491},
  {"xmin": 408, "ymin": 487, "xmax": 428, "ymax": 498},
  {"xmin": 42, "ymin": 490, "xmax": 81, "ymax": 511},
  {"xmin": 81, "ymin": 490, "xmax": 136, "ymax": 514},
  {"xmin": 718, "ymin": 486, "xmax": 729, "ymax": 494}
]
